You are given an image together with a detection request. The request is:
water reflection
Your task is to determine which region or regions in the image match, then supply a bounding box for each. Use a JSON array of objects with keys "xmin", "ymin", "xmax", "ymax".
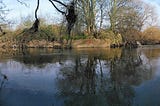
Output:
[
  {"xmin": 56, "ymin": 48, "xmax": 152, "ymax": 106},
  {"xmin": 0, "ymin": 72, "xmax": 8, "ymax": 90},
  {"xmin": 0, "ymin": 47, "xmax": 159, "ymax": 106}
]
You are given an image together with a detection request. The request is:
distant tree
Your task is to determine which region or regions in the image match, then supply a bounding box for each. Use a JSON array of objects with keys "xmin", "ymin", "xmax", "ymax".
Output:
[
  {"xmin": 0, "ymin": 0, "xmax": 10, "ymax": 34},
  {"xmin": 115, "ymin": 0, "xmax": 142, "ymax": 41},
  {"xmin": 97, "ymin": 0, "xmax": 107, "ymax": 31},
  {"xmin": 105, "ymin": 0, "xmax": 157, "ymax": 42},
  {"xmin": 142, "ymin": 26, "xmax": 160, "ymax": 43}
]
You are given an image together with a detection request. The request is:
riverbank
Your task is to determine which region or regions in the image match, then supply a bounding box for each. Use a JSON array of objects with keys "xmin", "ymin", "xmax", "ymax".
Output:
[
  {"xmin": 4, "ymin": 38, "xmax": 160, "ymax": 49},
  {"xmin": 0, "ymin": 39, "xmax": 112, "ymax": 48}
]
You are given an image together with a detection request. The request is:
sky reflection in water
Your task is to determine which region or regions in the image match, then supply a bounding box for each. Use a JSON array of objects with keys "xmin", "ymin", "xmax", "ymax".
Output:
[{"xmin": 0, "ymin": 47, "xmax": 160, "ymax": 106}]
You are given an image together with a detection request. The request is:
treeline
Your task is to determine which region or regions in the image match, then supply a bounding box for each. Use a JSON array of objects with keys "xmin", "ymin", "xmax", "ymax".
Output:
[
  {"xmin": 0, "ymin": 0, "xmax": 160, "ymax": 47},
  {"xmin": 72, "ymin": 0, "xmax": 158, "ymax": 43}
]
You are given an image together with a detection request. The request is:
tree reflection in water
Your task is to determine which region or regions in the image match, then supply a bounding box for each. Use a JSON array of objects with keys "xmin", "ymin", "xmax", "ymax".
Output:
[
  {"xmin": 0, "ymin": 71, "xmax": 8, "ymax": 90},
  {"xmin": 56, "ymin": 49, "xmax": 152, "ymax": 106},
  {"xmin": 0, "ymin": 48, "xmax": 155, "ymax": 106}
]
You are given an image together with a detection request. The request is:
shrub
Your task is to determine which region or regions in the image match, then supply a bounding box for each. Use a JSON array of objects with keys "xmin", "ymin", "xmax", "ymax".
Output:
[
  {"xmin": 142, "ymin": 26, "xmax": 160, "ymax": 42},
  {"xmin": 99, "ymin": 30, "xmax": 123, "ymax": 45}
]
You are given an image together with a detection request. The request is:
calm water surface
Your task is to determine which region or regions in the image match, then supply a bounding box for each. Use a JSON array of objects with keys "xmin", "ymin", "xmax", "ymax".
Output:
[{"xmin": 0, "ymin": 47, "xmax": 160, "ymax": 106}]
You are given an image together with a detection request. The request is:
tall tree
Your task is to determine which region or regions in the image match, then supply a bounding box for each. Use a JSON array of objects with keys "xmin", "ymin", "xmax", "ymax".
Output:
[
  {"xmin": 106, "ymin": 0, "xmax": 157, "ymax": 42},
  {"xmin": 97, "ymin": 0, "xmax": 107, "ymax": 31},
  {"xmin": 17, "ymin": 0, "xmax": 77, "ymax": 45},
  {"xmin": 116, "ymin": 0, "xmax": 156, "ymax": 41},
  {"xmin": 107, "ymin": 0, "xmax": 131, "ymax": 33},
  {"xmin": 0, "ymin": 0, "xmax": 9, "ymax": 34},
  {"xmin": 76, "ymin": 0, "xmax": 97, "ymax": 36},
  {"xmin": 30, "ymin": 0, "xmax": 40, "ymax": 32}
]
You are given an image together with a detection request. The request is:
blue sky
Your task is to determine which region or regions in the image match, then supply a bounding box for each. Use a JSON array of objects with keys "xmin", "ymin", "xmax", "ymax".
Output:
[
  {"xmin": 5, "ymin": 0, "xmax": 64, "ymax": 25},
  {"xmin": 4, "ymin": 0, "xmax": 160, "ymax": 27},
  {"xmin": 144, "ymin": 0, "xmax": 160, "ymax": 10}
]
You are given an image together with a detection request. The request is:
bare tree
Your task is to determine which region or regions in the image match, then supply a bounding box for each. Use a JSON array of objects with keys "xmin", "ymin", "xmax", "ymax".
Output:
[
  {"xmin": 116, "ymin": 0, "xmax": 157, "ymax": 41},
  {"xmin": 29, "ymin": 0, "xmax": 40, "ymax": 32},
  {"xmin": 97, "ymin": 0, "xmax": 107, "ymax": 31},
  {"xmin": 48, "ymin": 0, "xmax": 77, "ymax": 45},
  {"xmin": 0, "ymin": 0, "xmax": 10, "ymax": 34},
  {"xmin": 17, "ymin": 0, "xmax": 77, "ymax": 39},
  {"xmin": 76, "ymin": 0, "xmax": 97, "ymax": 37},
  {"xmin": 106, "ymin": 0, "xmax": 132, "ymax": 33}
]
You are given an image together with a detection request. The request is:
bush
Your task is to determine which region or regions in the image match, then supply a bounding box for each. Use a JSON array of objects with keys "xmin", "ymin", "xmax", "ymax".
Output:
[
  {"xmin": 99, "ymin": 30, "xmax": 123, "ymax": 45},
  {"xmin": 40, "ymin": 25, "xmax": 56, "ymax": 41},
  {"xmin": 15, "ymin": 24, "xmax": 62, "ymax": 42},
  {"xmin": 72, "ymin": 33, "xmax": 87, "ymax": 40},
  {"xmin": 142, "ymin": 26, "xmax": 160, "ymax": 43}
]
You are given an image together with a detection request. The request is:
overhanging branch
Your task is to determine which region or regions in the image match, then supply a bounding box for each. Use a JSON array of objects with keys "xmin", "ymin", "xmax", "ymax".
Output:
[
  {"xmin": 35, "ymin": 0, "xmax": 40, "ymax": 19},
  {"xmin": 17, "ymin": 0, "xmax": 29, "ymax": 7},
  {"xmin": 48, "ymin": 0, "xmax": 65, "ymax": 14},
  {"xmin": 29, "ymin": 0, "xmax": 40, "ymax": 32},
  {"xmin": 51, "ymin": 0, "xmax": 67, "ymax": 7}
]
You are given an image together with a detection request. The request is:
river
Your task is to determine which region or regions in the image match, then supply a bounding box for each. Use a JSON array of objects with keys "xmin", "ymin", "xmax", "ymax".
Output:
[{"xmin": 0, "ymin": 47, "xmax": 160, "ymax": 106}]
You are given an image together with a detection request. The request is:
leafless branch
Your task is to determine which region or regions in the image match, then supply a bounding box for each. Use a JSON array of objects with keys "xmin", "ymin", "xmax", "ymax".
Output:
[
  {"xmin": 35, "ymin": 0, "xmax": 40, "ymax": 19},
  {"xmin": 51, "ymin": 0, "xmax": 67, "ymax": 7},
  {"xmin": 17, "ymin": 0, "xmax": 29, "ymax": 7},
  {"xmin": 48, "ymin": 0, "xmax": 66, "ymax": 14}
]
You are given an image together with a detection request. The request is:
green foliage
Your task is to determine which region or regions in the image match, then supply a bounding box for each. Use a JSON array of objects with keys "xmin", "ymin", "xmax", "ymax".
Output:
[
  {"xmin": 40, "ymin": 25, "xmax": 56, "ymax": 41},
  {"xmin": 15, "ymin": 24, "xmax": 61, "ymax": 42},
  {"xmin": 61, "ymin": 33, "xmax": 87, "ymax": 40},
  {"xmin": 99, "ymin": 30, "xmax": 115, "ymax": 39},
  {"xmin": 72, "ymin": 33, "xmax": 87, "ymax": 40},
  {"xmin": 99, "ymin": 30, "xmax": 122, "ymax": 45}
]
